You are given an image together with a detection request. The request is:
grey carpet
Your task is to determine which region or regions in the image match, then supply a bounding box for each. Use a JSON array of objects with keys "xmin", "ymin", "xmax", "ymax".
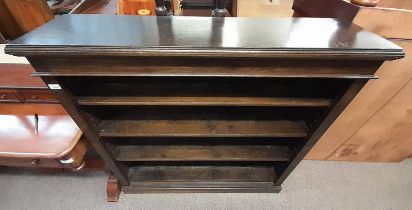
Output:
[{"xmin": 0, "ymin": 159, "xmax": 411, "ymax": 210}]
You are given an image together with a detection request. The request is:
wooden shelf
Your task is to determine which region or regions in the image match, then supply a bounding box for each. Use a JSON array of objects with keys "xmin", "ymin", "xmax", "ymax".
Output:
[
  {"xmin": 114, "ymin": 145, "xmax": 290, "ymax": 161},
  {"xmin": 78, "ymin": 96, "xmax": 332, "ymax": 107},
  {"xmin": 100, "ymin": 120, "xmax": 308, "ymax": 138},
  {"xmin": 123, "ymin": 166, "xmax": 281, "ymax": 193}
]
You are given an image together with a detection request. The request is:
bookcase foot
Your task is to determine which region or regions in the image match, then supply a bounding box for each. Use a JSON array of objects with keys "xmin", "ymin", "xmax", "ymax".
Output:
[{"xmin": 107, "ymin": 174, "xmax": 122, "ymax": 202}]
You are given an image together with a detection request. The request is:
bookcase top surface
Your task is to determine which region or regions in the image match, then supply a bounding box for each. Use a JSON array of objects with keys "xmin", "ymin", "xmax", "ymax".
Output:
[{"xmin": 5, "ymin": 15, "xmax": 404, "ymax": 59}]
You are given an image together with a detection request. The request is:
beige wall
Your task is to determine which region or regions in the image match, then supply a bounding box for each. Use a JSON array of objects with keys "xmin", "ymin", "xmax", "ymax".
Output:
[{"xmin": 237, "ymin": 0, "xmax": 294, "ymax": 17}]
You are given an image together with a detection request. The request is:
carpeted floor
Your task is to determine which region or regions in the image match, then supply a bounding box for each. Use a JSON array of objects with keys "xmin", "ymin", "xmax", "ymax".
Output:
[{"xmin": 0, "ymin": 159, "xmax": 411, "ymax": 210}]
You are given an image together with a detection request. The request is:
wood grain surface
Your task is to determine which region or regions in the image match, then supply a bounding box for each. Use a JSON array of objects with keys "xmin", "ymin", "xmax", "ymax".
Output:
[
  {"xmin": 5, "ymin": 15, "xmax": 403, "ymax": 60},
  {"xmin": 124, "ymin": 166, "xmax": 280, "ymax": 193},
  {"xmin": 0, "ymin": 0, "xmax": 53, "ymax": 40},
  {"xmin": 0, "ymin": 64, "xmax": 45, "ymax": 88},
  {"xmin": 70, "ymin": 0, "xmax": 117, "ymax": 14},
  {"xmin": 330, "ymin": 75, "xmax": 412, "ymax": 161},
  {"xmin": 307, "ymin": 40, "xmax": 412, "ymax": 160},
  {"xmin": 77, "ymin": 96, "xmax": 332, "ymax": 107},
  {"xmin": 100, "ymin": 120, "xmax": 308, "ymax": 137},
  {"xmin": 115, "ymin": 145, "xmax": 290, "ymax": 161},
  {"xmin": 118, "ymin": 0, "xmax": 156, "ymax": 15},
  {"xmin": 293, "ymin": 0, "xmax": 412, "ymax": 162},
  {"xmin": 5, "ymin": 15, "xmax": 400, "ymax": 191},
  {"xmin": 0, "ymin": 104, "xmax": 81, "ymax": 158}
]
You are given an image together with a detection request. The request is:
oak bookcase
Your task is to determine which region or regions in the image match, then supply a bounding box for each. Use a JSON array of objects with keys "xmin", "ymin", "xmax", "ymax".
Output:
[{"xmin": 5, "ymin": 15, "xmax": 404, "ymax": 193}]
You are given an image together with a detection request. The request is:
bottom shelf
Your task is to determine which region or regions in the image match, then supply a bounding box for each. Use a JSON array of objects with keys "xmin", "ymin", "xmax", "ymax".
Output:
[{"xmin": 123, "ymin": 166, "xmax": 281, "ymax": 193}]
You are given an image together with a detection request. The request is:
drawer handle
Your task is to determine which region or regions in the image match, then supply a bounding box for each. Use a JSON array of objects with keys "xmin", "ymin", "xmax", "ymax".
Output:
[
  {"xmin": 31, "ymin": 95, "xmax": 38, "ymax": 99},
  {"xmin": 0, "ymin": 94, "xmax": 6, "ymax": 99},
  {"xmin": 34, "ymin": 114, "xmax": 39, "ymax": 135},
  {"xmin": 31, "ymin": 159, "xmax": 39, "ymax": 165}
]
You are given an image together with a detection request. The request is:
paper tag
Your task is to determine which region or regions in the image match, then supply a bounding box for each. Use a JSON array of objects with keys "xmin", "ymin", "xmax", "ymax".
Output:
[{"xmin": 48, "ymin": 84, "xmax": 61, "ymax": 90}]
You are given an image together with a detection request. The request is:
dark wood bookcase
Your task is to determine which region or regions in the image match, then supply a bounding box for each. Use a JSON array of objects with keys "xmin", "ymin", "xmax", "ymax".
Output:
[{"xmin": 5, "ymin": 15, "xmax": 404, "ymax": 193}]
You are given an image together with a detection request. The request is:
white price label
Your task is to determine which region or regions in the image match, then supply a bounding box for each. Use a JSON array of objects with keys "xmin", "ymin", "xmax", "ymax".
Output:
[{"xmin": 48, "ymin": 84, "xmax": 61, "ymax": 90}]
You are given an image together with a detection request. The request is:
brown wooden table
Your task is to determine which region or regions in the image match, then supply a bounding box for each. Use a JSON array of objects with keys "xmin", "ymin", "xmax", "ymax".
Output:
[
  {"xmin": 0, "ymin": 44, "xmax": 87, "ymax": 169},
  {"xmin": 0, "ymin": 103, "xmax": 87, "ymax": 169}
]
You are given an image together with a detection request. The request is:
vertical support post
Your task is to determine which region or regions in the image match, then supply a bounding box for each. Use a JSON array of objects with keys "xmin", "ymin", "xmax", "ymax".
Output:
[
  {"xmin": 41, "ymin": 76, "xmax": 129, "ymax": 186},
  {"xmin": 275, "ymin": 79, "xmax": 369, "ymax": 186}
]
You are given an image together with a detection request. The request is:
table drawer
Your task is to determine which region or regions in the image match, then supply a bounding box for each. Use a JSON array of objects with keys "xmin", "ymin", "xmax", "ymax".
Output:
[
  {"xmin": 0, "ymin": 158, "xmax": 62, "ymax": 168},
  {"xmin": 17, "ymin": 89, "xmax": 57, "ymax": 103},
  {"xmin": 0, "ymin": 90, "xmax": 21, "ymax": 102}
]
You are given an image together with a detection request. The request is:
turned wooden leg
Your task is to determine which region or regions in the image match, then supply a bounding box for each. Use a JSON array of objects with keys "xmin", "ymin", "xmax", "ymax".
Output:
[
  {"xmin": 212, "ymin": 0, "xmax": 228, "ymax": 17},
  {"xmin": 107, "ymin": 174, "xmax": 122, "ymax": 202},
  {"xmin": 155, "ymin": 0, "xmax": 168, "ymax": 16},
  {"xmin": 59, "ymin": 137, "xmax": 88, "ymax": 171}
]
